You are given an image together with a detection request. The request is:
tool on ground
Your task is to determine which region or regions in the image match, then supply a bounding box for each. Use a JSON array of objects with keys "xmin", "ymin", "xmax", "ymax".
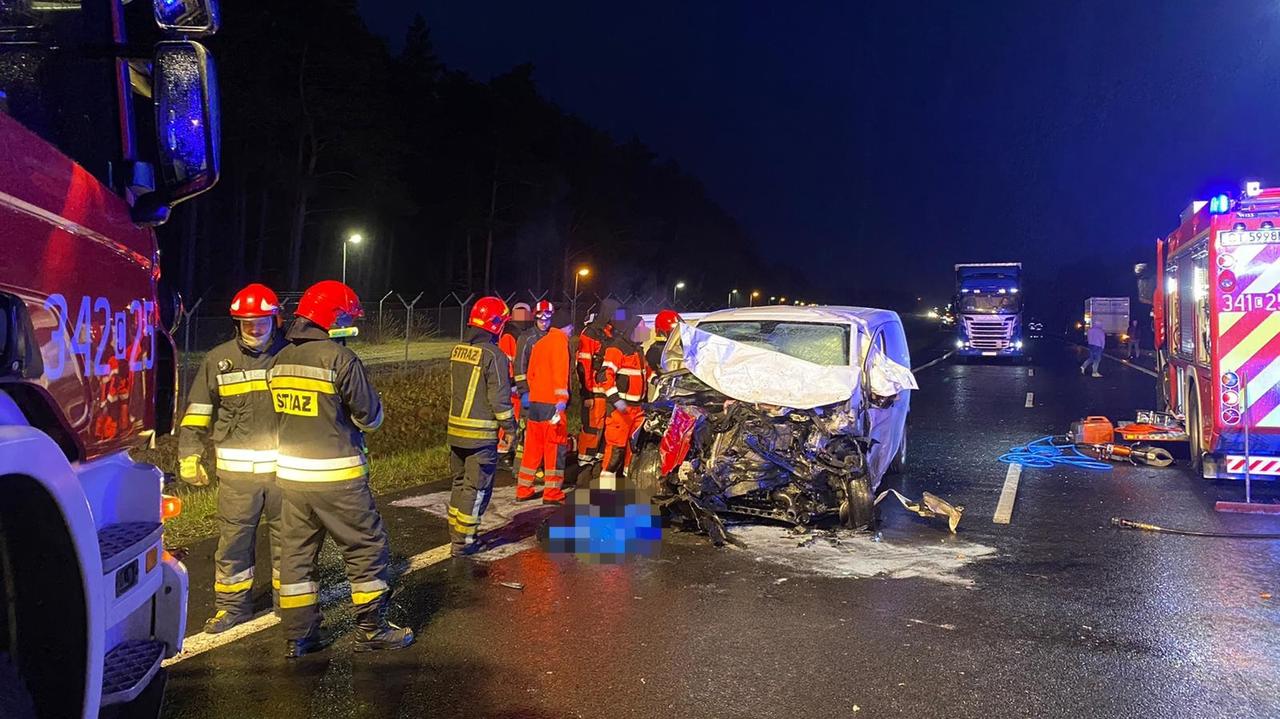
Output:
[
  {"xmin": 1071, "ymin": 416, "xmax": 1114, "ymax": 444},
  {"xmin": 1078, "ymin": 443, "xmax": 1174, "ymax": 467},
  {"xmin": 875, "ymin": 489, "xmax": 964, "ymax": 533},
  {"xmin": 1111, "ymin": 517, "xmax": 1280, "ymax": 539},
  {"xmin": 998, "ymin": 436, "xmax": 1113, "ymax": 471}
]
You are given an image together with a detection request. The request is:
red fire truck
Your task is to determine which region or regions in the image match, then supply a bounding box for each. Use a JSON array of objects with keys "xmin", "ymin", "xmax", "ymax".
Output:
[
  {"xmin": 0, "ymin": 1, "xmax": 220, "ymax": 716},
  {"xmin": 1155, "ymin": 181, "xmax": 1280, "ymax": 478}
]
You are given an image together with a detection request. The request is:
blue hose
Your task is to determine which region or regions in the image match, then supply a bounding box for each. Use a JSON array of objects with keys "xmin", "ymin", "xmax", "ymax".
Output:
[{"xmin": 998, "ymin": 435, "xmax": 1113, "ymax": 471}]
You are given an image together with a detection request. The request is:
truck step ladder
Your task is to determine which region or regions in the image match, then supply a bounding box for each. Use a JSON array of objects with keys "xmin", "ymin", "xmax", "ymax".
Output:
[
  {"xmin": 98, "ymin": 522, "xmax": 162, "ymax": 574},
  {"xmin": 100, "ymin": 639, "xmax": 166, "ymax": 705}
]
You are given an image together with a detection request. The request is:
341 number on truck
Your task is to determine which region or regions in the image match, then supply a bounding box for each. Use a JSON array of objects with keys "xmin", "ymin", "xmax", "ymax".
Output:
[
  {"xmin": 0, "ymin": 1, "xmax": 221, "ymax": 716},
  {"xmin": 1153, "ymin": 181, "xmax": 1280, "ymax": 478}
]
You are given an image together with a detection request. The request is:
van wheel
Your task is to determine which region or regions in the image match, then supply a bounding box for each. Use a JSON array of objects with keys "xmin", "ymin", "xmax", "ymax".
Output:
[
  {"xmin": 629, "ymin": 443, "xmax": 663, "ymax": 496},
  {"xmin": 840, "ymin": 474, "xmax": 875, "ymax": 531}
]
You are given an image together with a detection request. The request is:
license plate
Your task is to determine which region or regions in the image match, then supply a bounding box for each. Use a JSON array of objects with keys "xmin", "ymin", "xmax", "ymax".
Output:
[
  {"xmin": 982, "ymin": 351, "xmax": 997, "ymax": 356},
  {"xmin": 1220, "ymin": 229, "xmax": 1280, "ymax": 246}
]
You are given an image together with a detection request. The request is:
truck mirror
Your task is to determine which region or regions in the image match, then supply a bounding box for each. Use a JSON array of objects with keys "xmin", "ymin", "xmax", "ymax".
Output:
[
  {"xmin": 1134, "ymin": 263, "xmax": 1155, "ymax": 305},
  {"xmin": 154, "ymin": 0, "xmax": 221, "ymax": 36},
  {"xmin": 152, "ymin": 40, "xmax": 220, "ymax": 207}
]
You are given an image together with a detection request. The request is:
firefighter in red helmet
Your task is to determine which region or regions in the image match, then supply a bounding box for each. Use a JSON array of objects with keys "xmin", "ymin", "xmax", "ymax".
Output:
[
  {"xmin": 447, "ymin": 296, "xmax": 516, "ymax": 554},
  {"xmin": 178, "ymin": 283, "xmax": 287, "ymax": 634},
  {"xmin": 647, "ymin": 309, "xmax": 682, "ymax": 377},
  {"xmin": 271, "ymin": 280, "xmax": 413, "ymax": 657},
  {"xmin": 514, "ymin": 300, "xmax": 572, "ymax": 503}
]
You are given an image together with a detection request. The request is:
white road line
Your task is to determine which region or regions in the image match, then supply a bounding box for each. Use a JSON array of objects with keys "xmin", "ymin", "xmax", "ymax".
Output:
[
  {"xmin": 163, "ymin": 543, "xmax": 454, "ymax": 666},
  {"xmin": 1028, "ymin": 368, "xmax": 1034, "ymax": 377},
  {"xmin": 1024, "ymin": 392, "xmax": 1034, "ymax": 408},
  {"xmin": 993, "ymin": 463, "xmax": 1021, "ymax": 525},
  {"xmin": 912, "ymin": 351, "xmax": 954, "ymax": 373},
  {"xmin": 1102, "ymin": 353, "xmax": 1158, "ymax": 378}
]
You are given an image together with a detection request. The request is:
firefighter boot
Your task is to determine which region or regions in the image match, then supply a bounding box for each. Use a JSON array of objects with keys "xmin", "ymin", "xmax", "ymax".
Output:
[
  {"xmin": 515, "ymin": 486, "xmax": 538, "ymax": 502},
  {"xmin": 203, "ymin": 609, "xmax": 253, "ymax": 634},
  {"xmin": 542, "ymin": 486, "xmax": 566, "ymax": 505},
  {"xmin": 354, "ymin": 600, "xmax": 415, "ymax": 652},
  {"xmin": 285, "ymin": 627, "xmax": 331, "ymax": 659}
]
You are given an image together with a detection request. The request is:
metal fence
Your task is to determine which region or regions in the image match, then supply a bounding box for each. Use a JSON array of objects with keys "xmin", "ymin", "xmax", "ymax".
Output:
[{"xmin": 175, "ymin": 289, "xmax": 727, "ymax": 405}]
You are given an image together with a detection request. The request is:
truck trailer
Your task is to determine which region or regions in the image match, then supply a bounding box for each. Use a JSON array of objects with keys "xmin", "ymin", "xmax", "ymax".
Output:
[
  {"xmin": 954, "ymin": 263, "xmax": 1024, "ymax": 358},
  {"xmin": 1084, "ymin": 297, "xmax": 1131, "ymax": 339},
  {"xmin": 0, "ymin": 1, "xmax": 222, "ymax": 716}
]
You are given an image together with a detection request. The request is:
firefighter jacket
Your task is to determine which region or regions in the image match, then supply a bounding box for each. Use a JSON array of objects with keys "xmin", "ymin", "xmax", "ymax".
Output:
[
  {"xmin": 448, "ymin": 327, "xmax": 516, "ymax": 448},
  {"xmin": 645, "ymin": 334, "xmax": 669, "ymax": 378},
  {"xmin": 179, "ymin": 332, "xmax": 287, "ymax": 480},
  {"xmin": 524, "ymin": 328, "xmax": 571, "ymax": 422},
  {"xmin": 512, "ymin": 325, "xmax": 546, "ymax": 396},
  {"xmin": 268, "ymin": 320, "xmax": 384, "ymax": 490},
  {"xmin": 599, "ymin": 335, "xmax": 648, "ymax": 407}
]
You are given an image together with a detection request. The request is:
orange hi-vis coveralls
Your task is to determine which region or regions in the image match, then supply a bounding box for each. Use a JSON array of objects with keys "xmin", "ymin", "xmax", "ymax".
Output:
[
  {"xmin": 497, "ymin": 328, "xmax": 521, "ymax": 452},
  {"xmin": 598, "ymin": 327, "xmax": 648, "ymax": 488},
  {"xmin": 515, "ymin": 327, "xmax": 571, "ymax": 501}
]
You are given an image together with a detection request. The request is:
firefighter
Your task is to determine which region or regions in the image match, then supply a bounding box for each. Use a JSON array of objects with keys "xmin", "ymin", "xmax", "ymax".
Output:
[
  {"xmin": 447, "ymin": 296, "xmax": 517, "ymax": 555},
  {"xmin": 497, "ymin": 303, "xmax": 532, "ymax": 455},
  {"xmin": 646, "ymin": 309, "xmax": 682, "ymax": 377},
  {"xmin": 178, "ymin": 283, "xmax": 287, "ymax": 634},
  {"xmin": 576, "ymin": 298, "xmax": 619, "ymax": 465},
  {"xmin": 598, "ymin": 315, "xmax": 648, "ymax": 489},
  {"xmin": 514, "ymin": 300, "xmax": 572, "ymax": 504},
  {"xmin": 271, "ymin": 280, "xmax": 413, "ymax": 658}
]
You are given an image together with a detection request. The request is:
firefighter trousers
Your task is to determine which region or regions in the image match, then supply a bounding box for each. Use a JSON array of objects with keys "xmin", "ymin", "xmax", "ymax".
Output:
[
  {"xmin": 277, "ymin": 481, "xmax": 392, "ymax": 640},
  {"xmin": 213, "ymin": 475, "xmax": 282, "ymax": 615},
  {"xmin": 602, "ymin": 405, "xmax": 646, "ymax": 477},
  {"xmin": 448, "ymin": 444, "xmax": 498, "ymax": 549},
  {"xmin": 577, "ymin": 396, "xmax": 607, "ymax": 462},
  {"xmin": 517, "ymin": 420, "xmax": 567, "ymax": 496}
]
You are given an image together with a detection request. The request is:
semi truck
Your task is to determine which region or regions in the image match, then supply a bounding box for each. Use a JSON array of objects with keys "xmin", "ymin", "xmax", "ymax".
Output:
[
  {"xmin": 1153, "ymin": 181, "xmax": 1280, "ymax": 479},
  {"xmin": 954, "ymin": 263, "xmax": 1024, "ymax": 358},
  {"xmin": 1084, "ymin": 297, "xmax": 1131, "ymax": 340},
  {"xmin": 0, "ymin": 1, "xmax": 221, "ymax": 716}
]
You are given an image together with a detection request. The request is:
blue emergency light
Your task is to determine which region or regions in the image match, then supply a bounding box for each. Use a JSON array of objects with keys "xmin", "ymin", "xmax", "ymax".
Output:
[{"xmin": 1209, "ymin": 194, "xmax": 1231, "ymax": 214}]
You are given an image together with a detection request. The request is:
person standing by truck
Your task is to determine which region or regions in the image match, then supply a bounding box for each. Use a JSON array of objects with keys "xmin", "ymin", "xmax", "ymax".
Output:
[
  {"xmin": 178, "ymin": 284, "xmax": 287, "ymax": 634},
  {"xmin": 1081, "ymin": 323, "xmax": 1106, "ymax": 377}
]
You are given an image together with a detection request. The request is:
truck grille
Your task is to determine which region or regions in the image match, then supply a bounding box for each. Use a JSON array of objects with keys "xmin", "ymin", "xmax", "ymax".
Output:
[{"xmin": 963, "ymin": 316, "xmax": 1016, "ymax": 350}]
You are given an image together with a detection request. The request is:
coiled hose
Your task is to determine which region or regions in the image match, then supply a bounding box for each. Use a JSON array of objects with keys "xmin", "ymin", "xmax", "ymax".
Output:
[{"xmin": 997, "ymin": 435, "xmax": 1113, "ymax": 471}]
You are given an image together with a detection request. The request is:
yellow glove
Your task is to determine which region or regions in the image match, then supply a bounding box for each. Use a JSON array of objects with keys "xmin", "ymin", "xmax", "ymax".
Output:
[{"xmin": 179, "ymin": 455, "xmax": 210, "ymax": 486}]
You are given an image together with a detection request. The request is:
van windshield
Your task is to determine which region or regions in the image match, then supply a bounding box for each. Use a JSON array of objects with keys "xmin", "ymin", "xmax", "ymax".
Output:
[{"xmin": 695, "ymin": 320, "xmax": 850, "ymax": 366}]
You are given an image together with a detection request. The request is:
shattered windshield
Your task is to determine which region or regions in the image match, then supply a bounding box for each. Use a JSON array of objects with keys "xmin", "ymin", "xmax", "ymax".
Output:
[{"xmin": 696, "ymin": 321, "xmax": 850, "ymax": 366}]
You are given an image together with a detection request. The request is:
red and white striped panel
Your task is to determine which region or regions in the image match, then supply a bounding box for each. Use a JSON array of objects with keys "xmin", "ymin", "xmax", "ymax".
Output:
[{"xmin": 1224, "ymin": 456, "xmax": 1280, "ymax": 475}]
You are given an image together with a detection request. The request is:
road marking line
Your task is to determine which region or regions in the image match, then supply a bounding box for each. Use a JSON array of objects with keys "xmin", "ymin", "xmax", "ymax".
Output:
[
  {"xmin": 1028, "ymin": 368, "xmax": 1034, "ymax": 377},
  {"xmin": 912, "ymin": 351, "xmax": 954, "ymax": 373},
  {"xmin": 163, "ymin": 543, "xmax": 454, "ymax": 666},
  {"xmin": 1103, "ymin": 353, "xmax": 1158, "ymax": 378},
  {"xmin": 1025, "ymin": 392, "xmax": 1034, "ymax": 408},
  {"xmin": 993, "ymin": 463, "xmax": 1021, "ymax": 525}
]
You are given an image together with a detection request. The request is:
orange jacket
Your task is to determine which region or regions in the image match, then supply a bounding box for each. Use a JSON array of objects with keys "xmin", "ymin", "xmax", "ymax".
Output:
[
  {"xmin": 527, "ymin": 329, "xmax": 571, "ymax": 420},
  {"xmin": 577, "ymin": 327, "xmax": 607, "ymax": 395},
  {"xmin": 600, "ymin": 342, "xmax": 648, "ymax": 406},
  {"xmin": 498, "ymin": 331, "xmax": 518, "ymax": 379}
]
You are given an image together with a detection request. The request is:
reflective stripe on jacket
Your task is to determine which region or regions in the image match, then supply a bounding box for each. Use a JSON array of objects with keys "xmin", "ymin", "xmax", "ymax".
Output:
[
  {"xmin": 577, "ymin": 327, "xmax": 607, "ymax": 395},
  {"xmin": 600, "ymin": 341, "xmax": 648, "ymax": 405},
  {"xmin": 448, "ymin": 328, "xmax": 515, "ymax": 448},
  {"xmin": 270, "ymin": 320, "xmax": 384, "ymax": 489},
  {"xmin": 177, "ymin": 334, "xmax": 286, "ymax": 479}
]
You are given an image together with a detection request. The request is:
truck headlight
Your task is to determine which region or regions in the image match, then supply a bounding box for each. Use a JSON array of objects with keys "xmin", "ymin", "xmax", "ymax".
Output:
[
  {"xmin": 1014, "ymin": 340, "xmax": 1024, "ymax": 349},
  {"xmin": 956, "ymin": 339, "xmax": 965, "ymax": 349}
]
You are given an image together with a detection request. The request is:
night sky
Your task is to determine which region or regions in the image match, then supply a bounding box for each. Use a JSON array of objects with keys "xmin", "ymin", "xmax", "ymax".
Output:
[{"xmin": 358, "ymin": 0, "xmax": 1280, "ymax": 308}]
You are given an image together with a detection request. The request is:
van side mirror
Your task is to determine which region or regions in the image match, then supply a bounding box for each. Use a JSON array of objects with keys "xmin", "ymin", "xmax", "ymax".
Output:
[
  {"xmin": 152, "ymin": 40, "xmax": 220, "ymax": 206},
  {"xmin": 154, "ymin": 0, "xmax": 221, "ymax": 36}
]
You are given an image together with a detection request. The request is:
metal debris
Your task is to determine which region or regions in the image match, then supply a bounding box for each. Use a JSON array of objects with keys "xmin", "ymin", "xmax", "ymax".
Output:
[
  {"xmin": 499, "ymin": 581, "xmax": 525, "ymax": 590},
  {"xmin": 875, "ymin": 489, "xmax": 965, "ymax": 532}
]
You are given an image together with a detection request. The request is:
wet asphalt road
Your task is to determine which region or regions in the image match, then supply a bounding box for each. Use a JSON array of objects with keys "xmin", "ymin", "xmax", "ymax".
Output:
[{"xmin": 160, "ymin": 334, "xmax": 1280, "ymax": 719}]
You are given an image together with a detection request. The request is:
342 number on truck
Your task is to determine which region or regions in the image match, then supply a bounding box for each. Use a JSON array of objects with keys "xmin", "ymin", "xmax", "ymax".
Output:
[{"xmin": 0, "ymin": 1, "xmax": 222, "ymax": 716}]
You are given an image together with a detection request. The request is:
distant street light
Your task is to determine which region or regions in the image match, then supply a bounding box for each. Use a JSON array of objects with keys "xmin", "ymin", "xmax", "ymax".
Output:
[
  {"xmin": 575, "ymin": 267, "xmax": 591, "ymax": 296},
  {"xmin": 674, "ymin": 281, "xmax": 686, "ymax": 304},
  {"xmin": 779, "ymin": 296, "xmax": 787, "ymax": 303},
  {"xmin": 342, "ymin": 232, "xmax": 364, "ymax": 285},
  {"xmin": 729, "ymin": 288, "xmax": 740, "ymax": 306},
  {"xmin": 750, "ymin": 290, "xmax": 761, "ymax": 307}
]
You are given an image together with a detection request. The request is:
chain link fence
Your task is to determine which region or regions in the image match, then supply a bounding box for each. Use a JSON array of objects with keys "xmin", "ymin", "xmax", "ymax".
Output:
[{"xmin": 175, "ymin": 289, "xmax": 728, "ymax": 407}]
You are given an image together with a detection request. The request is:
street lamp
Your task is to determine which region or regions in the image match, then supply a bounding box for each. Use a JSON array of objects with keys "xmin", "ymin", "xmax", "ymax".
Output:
[
  {"xmin": 750, "ymin": 290, "xmax": 760, "ymax": 307},
  {"xmin": 342, "ymin": 232, "xmax": 363, "ymax": 285},
  {"xmin": 728, "ymin": 288, "xmax": 739, "ymax": 307},
  {"xmin": 779, "ymin": 296, "xmax": 787, "ymax": 303},
  {"xmin": 575, "ymin": 267, "xmax": 591, "ymax": 296},
  {"xmin": 674, "ymin": 281, "xmax": 686, "ymax": 304}
]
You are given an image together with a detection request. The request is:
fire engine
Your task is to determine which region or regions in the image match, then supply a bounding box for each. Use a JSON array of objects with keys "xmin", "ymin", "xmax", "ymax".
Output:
[
  {"xmin": 1154, "ymin": 181, "xmax": 1280, "ymax": 478},
  {"xmin": 0, "ymin": 1, "xmax": 221, "ymax": 716}
]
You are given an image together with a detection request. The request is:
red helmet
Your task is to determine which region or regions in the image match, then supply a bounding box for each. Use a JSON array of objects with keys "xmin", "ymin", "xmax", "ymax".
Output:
[
  {"xmin": 230, "ymin": 283, "xmax": 280, "ymax": 319},
  {"xmin": 469, "ymin": 297, "xmax": 511, "ymax": 335},
  {"xmin": 296, "ymin": 280, "xmax": 363, "ymax": 331},
  {"xmin": 534, "ymin": 299, "xmax": 555, "ymax": 316},
  {"xmin": 655, "ymin": 309, "xmax": 682, "ymax": 335}
]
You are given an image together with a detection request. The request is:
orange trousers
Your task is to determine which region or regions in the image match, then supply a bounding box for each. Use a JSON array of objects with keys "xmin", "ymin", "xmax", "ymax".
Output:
[
  {"xmin": 601, "ymin": 405, "xmax": 645, "ymax": 475},
  {"xmin": 577, "ymin": 397, "xmax": 607, "ymax": 462},
  {"xmin": 517, "ymin": 419, "xmax": 568, "ymax": 499}
]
